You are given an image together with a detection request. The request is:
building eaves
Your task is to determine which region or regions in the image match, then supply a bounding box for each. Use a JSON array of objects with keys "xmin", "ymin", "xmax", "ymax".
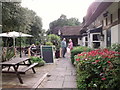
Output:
[{"xmin": 84, "ymin": 2, "xmax": 113, "ymax": 27}]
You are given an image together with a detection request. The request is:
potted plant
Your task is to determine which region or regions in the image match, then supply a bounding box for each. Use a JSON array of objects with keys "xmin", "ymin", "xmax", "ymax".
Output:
[
  {"xmin": 30, "ymin": 56, "xmax": 45, "ymax": 66},
  {"xmin": 2, "ymin": 47, "xmax": 15, "ymax": 62}
]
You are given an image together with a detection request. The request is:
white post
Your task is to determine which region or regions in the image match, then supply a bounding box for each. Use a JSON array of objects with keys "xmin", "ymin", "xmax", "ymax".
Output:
[{"xmin": 13, "ymin": 37, "xmax": 15, "ymax": 48}]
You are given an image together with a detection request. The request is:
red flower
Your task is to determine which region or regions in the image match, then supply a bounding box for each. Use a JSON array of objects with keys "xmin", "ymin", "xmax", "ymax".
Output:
[
  {"xmin": 101, "ymin": 78, "xmax": 106, "ymax": 80},
  {"xmin": 77, "ymin": 54, "xmax": 81, "ymax": 57},
  {"xmin": 76, "ymin": 58, "xmax": 80, "ymax": 61},
  {"xmin": 92, "ymin": 62, "xmax": 96, "ymax": 64},
  {"xmin": 95, "ymin": 60, "xmax": 100, "ymax": 63},
  {"xmin": 107, "ymin": 61, "xmax": 111, "ymax": 64}
]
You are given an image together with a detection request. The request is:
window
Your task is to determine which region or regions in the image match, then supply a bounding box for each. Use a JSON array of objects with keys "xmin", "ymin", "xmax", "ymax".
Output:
[
  {"xmin": 85, "ymin": 42, "xmax": 88, "ymax": 46},
  {"xmin": 118, "ymin": 9, "xmax": 120, "ymax": 19},
  {"xmin": 93, "ymin": 34, "xmax": 100, "ymax": 41},
  {"xmin": 110, "ymin": 14, "xmax": 113, "ymax": 24},
  {"xmin": 84, "ymin": 36, "xmax": 88, "ymax": 47},
  {"xmin": 106, "ymin": 18, "xmax": 108, "ymax": 26},
  {"xmin": 93, "ymin": 42, "xmax": 100, "ymax": 48},
  {"xmin": 85, "ymin": 37, "xmax": 88, "ymax": 41}
]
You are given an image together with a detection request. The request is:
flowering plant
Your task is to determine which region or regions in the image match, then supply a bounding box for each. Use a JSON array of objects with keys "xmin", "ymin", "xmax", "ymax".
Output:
[
  {"xmin": 75, "ymin": 48, "xmax": 120, "ymax": 88},
  {"xmin": 71, "ymin": 46, "xmax": 92, "ymax": 64}
]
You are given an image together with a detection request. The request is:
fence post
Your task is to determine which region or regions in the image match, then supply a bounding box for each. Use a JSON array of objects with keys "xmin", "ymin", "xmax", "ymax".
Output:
[{"xmin": 28, "ymin": 48, "xmax": 31, "ymax": 57}]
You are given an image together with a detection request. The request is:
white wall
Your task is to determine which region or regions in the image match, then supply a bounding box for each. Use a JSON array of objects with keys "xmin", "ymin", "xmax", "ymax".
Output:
[
  {"xmin": 78, "ymin": 38, "xmax": 82, "ymax": 46},
  {"xmin": 102, "ymin": 30, "xmax": 107, "ymax": 48},
  {"xmin": 82, "ymin": 37, "xmax": 86, "ymax": 46},
  {"xmin": 111, "ymin": 24, "xmax": 120, "ymax": 44},
  {"xmin": 90, "ymin": 34, "xmax": 93, "ymax": 48}
]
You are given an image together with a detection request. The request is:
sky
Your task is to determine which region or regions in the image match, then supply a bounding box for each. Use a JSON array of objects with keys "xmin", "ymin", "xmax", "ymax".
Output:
[{"xmin": 21, "ymin": 0, "xmax": 95, "ymax": 30}]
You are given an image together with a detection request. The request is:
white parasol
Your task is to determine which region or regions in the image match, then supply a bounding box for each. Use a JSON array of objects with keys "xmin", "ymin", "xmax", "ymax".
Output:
[
  {"xmin": 0, "ymin": 31, "xmax": 33, "ymax": 57},
  {"xmin": 0, "ymin": 31, "xmax": 33, "ymax": 47}
]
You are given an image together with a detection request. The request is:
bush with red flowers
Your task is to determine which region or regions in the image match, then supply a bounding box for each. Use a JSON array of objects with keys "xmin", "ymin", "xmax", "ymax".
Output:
[
  {"xmin": 71, "ymin": 46, "xmax": 92, "ymax": 64},
  {"xmin": 75, "ymin": 48, "xmax": 120, "ymax": 89}
]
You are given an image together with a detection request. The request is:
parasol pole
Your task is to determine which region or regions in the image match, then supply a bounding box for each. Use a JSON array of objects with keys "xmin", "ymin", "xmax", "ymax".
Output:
[
  {"xmin": 19, "ymin": 32, "xmax": 22, "ymax": 58},
  {"xmin": 13, "ymin": 37, "xmax": 16, "ymax": 56}
]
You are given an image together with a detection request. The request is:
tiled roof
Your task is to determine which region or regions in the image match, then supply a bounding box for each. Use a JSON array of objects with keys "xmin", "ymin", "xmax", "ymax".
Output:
[
  {"xmin": 50, "ymin": 26, "xmax": 61, "ymax": 35},
  {"xmin": 60, "ymin": 26, "xmax": 82, "ymax": 36}
]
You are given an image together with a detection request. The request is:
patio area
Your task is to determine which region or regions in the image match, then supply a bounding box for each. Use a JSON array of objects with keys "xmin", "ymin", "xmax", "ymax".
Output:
[
  {"xmin": 2, "ymin": 63, "xmax": 55, "ymax": 88},
  {"xmin": 1, "ymin": 53, "xmax": 77, "ymax": 89}
]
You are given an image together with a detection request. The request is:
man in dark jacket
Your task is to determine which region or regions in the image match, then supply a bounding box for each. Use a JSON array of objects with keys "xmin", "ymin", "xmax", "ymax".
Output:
[{"xmin": 61, "ymin": 38, "xmax": 67, "ymax": 58}]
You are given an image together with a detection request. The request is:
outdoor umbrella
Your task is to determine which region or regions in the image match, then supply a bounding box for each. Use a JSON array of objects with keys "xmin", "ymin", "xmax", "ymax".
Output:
[
  {"xmin": 0, "ymin": 31, "xmax": 33, "ymax": 47},
  {"xmin": 0, "ymin": 31, "xmax": 33, "ymax": 57}
]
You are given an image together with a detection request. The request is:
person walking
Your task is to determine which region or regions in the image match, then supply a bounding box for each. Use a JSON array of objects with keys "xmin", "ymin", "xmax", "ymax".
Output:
[
  {"xmin": 61, "ymin": 38, "xmax": 67, "ymax": 58},
  {"xmin": 68, "ymin": 39, "xmax": 73, "ymax": 50},
  {"xmin": 30, "ymin": 44, "xmax": 36, "ymax": 56}
]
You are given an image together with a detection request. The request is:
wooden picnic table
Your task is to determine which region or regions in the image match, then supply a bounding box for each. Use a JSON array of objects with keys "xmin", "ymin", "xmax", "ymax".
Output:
[{"xmin": 0, "ymin": 57, "xmax": 38, "ymax": 84}]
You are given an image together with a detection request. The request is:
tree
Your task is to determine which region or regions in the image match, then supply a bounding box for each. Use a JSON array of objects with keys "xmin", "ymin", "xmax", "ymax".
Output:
[
  {"xmin": 2, "ymin": 2, "xmax": 28, "ymax": 46},
  {"xmin": 2, "ymin": 2, "xmax": 27, "ymax": 32},
  {"xmin": 2, "ymin": 2, "xmax": 43, "ymax": 46},
  {"xmin": 29, "ymin": 15, "xmax": 43, "ymax": 44},
  {"xmin": 67, "ymin": 18, "xmax": 80, "ymax": 26},
  {"xmin": 49, "ymin": 14, "xmax": 81, "ymax": 35},
  {"xmin": 47, "ymin": 34, "xmax": 61, "ymax": 50}
]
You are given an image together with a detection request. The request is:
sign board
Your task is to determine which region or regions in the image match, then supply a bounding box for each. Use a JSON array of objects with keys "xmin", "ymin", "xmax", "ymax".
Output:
[{"xmin": 41, "ymin": 46, "xmax": 54, "ymax": 63}]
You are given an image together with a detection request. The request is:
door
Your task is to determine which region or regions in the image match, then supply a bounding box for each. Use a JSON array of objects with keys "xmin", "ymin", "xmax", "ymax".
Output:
[
  {"xmin": 72, "ymin": 38, "xmax": 78, "ymax": 46},
  {"xmin": 107, "ymin": 29, "xmax": 111, "ymax": 47}
]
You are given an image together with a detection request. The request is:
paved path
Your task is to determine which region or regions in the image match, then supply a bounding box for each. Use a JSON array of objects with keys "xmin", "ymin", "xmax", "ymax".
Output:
[{"xmin": 38, "ymin": 53, "xmax": 77, "ymax": 88}]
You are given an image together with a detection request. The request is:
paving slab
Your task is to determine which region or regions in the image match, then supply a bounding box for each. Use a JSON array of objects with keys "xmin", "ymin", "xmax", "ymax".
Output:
[
  {"xmin": 38, "ymin": 53, "xmax": 77, "ymax": 88},
  {"xmin": 63, "ymin": 81, "xmax": 77, "ymax": 88},
  {"xmin": 43, "ymin": 81, "xmax": 63, "ymax": 88},
  {"xmin": 55, "ymin": 76, "xmax": 65, "ymax": 81},
  {"xmin": 64, "ymin": 75, "xmax": 76, "ymax": 82},
  {"xmin": 47, "ymin": 75, "xmax": 57, "ymax": 81}
]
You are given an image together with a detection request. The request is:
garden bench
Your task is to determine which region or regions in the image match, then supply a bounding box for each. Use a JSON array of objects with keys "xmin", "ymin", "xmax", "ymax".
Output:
[
  {"xmin": 0, "ymin": 57, "xmax": 38, "ymax": 84},
  {"xmin": 19, "ymin": 62, "xmax": 38, "ymax": 74}
]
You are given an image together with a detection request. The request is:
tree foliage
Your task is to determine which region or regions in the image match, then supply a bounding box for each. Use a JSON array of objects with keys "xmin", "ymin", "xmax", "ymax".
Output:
[
  {"xmin": 47, "ymin": 34, "xmax": 61, "ymax": 50},
  {"xmin": 2, "ymin": 2, "xmax": 26, "ymax": 32},
  {"xmin": 2, "ymin": 2, "xmax": 44, "ymax": 46},
  {"xmin": 49, "ymin": 14, "xmax": 81, "ymax": 34}
]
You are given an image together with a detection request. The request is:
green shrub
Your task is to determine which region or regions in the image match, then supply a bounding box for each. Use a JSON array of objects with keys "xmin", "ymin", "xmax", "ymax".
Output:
[
  {"xmin": 30, "ymin": 56, "xmax": 45, "ymax": 66},
  {"xmin": 71, "ymin": 46, "xmax": 92, "ymax": 64},
  {"xmin": 77, "ymin": 70, "xmax": 89, "ymax": 88},
  {"xmin": 110, "ymin": 43, "xmax": 120, "ymax": 52},
  {"xmin": 45, "ymin": 41, "xmax": 53, "ymax": 46},
  {"xmin": 35, "ymin": 41, "xmax": 40, "ymax": 45}
]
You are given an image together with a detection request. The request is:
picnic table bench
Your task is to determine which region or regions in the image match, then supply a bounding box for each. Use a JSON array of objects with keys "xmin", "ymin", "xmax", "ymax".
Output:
[{"xmin": 0, "ymin": 57, "xmax": 38, "ymax": 84}]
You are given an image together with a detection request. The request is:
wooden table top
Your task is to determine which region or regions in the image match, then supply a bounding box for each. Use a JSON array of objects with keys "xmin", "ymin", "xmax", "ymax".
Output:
[{"xmin": 0, "ymin": 57, "xmax": 30, "ymax": 65}]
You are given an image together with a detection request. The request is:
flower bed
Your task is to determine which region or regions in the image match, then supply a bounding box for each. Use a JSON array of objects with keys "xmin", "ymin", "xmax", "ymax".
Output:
[
  {"xmin": 75, "ymin": 48, "xmax": 120, "ymax": 89},
  {"xmin": 71, "ymin": 46, "xmax": 92, "ymax": 64}
]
